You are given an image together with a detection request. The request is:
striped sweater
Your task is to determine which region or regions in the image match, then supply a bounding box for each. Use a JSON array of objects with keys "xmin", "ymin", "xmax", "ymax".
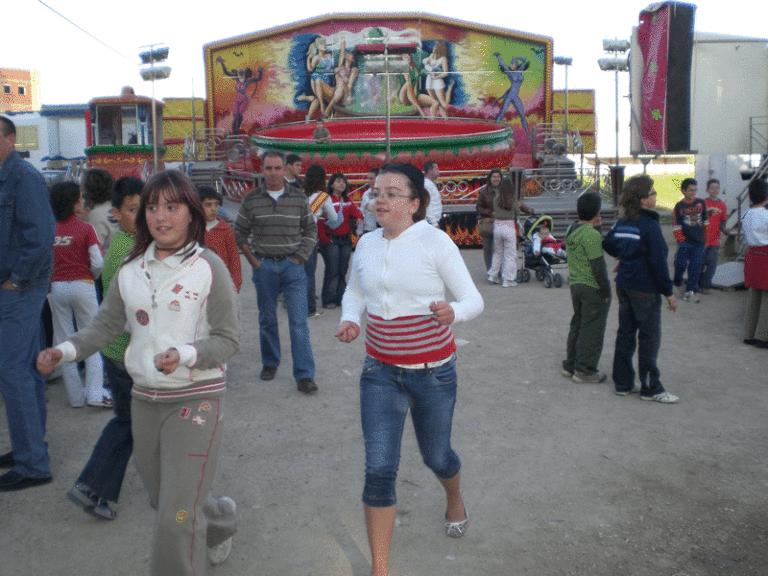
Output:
[
  {"xmin": 341, "ymin": 221, "xmax": 483, "ymax": 364},
  {"xmin": 366, "ymin": 314, "xmax": 456, "ymax": 364},
  {"xmin": 234, "ymin": 183, "xmax": 317, "ymax": 263}
]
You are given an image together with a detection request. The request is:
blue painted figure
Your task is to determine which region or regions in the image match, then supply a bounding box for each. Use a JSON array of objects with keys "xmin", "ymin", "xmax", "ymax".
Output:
[{"xmin": 493, "ymin": 52, "xmax": 531, "ymax": 141}]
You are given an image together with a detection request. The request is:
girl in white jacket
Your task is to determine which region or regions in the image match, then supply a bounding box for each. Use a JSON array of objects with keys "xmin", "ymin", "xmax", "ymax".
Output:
[{"xmin": 38, "ymin": 171, "xmax": 240, "ymax": 576}]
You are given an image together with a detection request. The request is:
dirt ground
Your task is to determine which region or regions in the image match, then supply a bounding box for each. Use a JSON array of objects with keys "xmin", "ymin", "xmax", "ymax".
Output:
[{"xmin": 2, "ymin": 222, "xmax": 767, "ymax": 576}]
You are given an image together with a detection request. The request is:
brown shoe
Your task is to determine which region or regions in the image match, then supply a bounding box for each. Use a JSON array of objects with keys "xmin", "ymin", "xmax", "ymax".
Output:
[
  {"xmin": 260, "ymin": 366, "xmax": 278, "ymax": 381},
  {"xmin": 296, "ymin": 378, "xmax": 318, "ymax": 394}
]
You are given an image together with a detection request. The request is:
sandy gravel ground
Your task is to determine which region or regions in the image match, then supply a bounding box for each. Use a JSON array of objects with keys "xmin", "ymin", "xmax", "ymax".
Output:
[{"xmin": 2, "ymin": 222, "xmax": 767, "ymax": 576}]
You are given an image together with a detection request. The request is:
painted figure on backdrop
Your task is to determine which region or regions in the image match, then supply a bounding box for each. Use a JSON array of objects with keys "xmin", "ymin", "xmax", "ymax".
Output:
[
  {"xmin": 493, "ymin": 52, "xmax": 531, "ymax": 141},
  {"xmin": 306, "ymin": 36, "xmax": 336, "ymax": 120},
  {"xmin": 422, "ymin": 41, "xmax": 454, "ymax": 118},
  {"xmin": 215, "ymin": 57, "xmax": 264, "ymax": 135},
  {"xmin": 399, "ymin": 54, "xmax": 430, "ymax": 118},
  {"xmin": 327, "ymin": 38, "xmax": 360, "ymax": 113}
]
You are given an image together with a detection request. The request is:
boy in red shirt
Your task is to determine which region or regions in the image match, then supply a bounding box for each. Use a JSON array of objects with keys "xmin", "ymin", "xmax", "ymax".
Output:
[
  {"xmin": 199, "ymin": 186, "xmax": 242, "ymax": 292},
  {"xmin": 699, "ymin": 179, "xmax": 728, "ymax": 294}
]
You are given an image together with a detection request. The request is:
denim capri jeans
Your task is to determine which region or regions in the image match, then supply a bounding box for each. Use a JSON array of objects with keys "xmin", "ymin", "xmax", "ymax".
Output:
[{"xmin": 359, "ymin": 355, "xmax": 461, "ymax": 508}]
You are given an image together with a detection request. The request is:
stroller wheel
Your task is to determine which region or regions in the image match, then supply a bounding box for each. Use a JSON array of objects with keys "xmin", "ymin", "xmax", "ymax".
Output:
[
  {"xmin": 516, "ymin": 269, "xmax": 525, "ymax": 284},
  {"xmin": 523, "ymin": 269, "xmax": 531, "ymax": 282},
  {"xmin": 535, "ymin": 268, "xmax": 545, "ymax": 281},
  {"xmin": 543, "ymin": 273, "xmax": 553, "ymax": 288},
  {"xmin": 553, "ymin": 273, "xmax": 563, "ymax": 288}
]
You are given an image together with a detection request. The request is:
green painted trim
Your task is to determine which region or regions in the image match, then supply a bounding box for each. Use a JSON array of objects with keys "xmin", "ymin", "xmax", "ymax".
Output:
[{"xmin": 250, "ymin": 127, "xmax": 512, "ymax": 157}]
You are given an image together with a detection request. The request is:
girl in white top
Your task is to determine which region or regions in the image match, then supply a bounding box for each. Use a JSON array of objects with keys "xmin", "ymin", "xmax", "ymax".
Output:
[{"xmin": 336, "ymin": 163, "xmax": 482, "ymax": 576}]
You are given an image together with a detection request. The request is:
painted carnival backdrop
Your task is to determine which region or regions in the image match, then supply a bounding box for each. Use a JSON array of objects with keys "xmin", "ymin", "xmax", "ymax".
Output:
[{"xmin": 204, "ymin": 14, "xmax": 553, "ymax": 170}]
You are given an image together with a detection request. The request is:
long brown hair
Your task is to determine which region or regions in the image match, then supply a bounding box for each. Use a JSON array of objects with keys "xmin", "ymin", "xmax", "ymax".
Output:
[
  {"xmin": 127, "ymin": 170, "xmax": 206, "ymax": 262},
  {"xmin": 620, "ymin": 174, "xmax": 654, "ymax": 221}
]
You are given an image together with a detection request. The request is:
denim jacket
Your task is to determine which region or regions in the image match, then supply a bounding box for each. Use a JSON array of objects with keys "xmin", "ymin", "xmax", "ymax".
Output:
[{"xmin": 0, "ymin": 151, "xmax": 55, "ymax": 288}]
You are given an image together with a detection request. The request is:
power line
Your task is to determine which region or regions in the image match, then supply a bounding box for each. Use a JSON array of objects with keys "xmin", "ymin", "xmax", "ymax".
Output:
[{"xmin": 36, "ymin": 0, "xmax": 136, "ymax": 65}]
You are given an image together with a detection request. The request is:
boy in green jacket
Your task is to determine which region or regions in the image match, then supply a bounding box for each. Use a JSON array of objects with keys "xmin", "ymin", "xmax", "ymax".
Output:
[{"xmin": 562, "ymin": 192, "xmax": 611, "ymax": 383}]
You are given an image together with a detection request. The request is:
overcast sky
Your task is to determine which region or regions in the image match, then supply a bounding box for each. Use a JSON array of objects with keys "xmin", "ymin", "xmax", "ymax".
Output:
[{"xmin": 6, "ymin": 0, "xmax": 766, "ymax": 155}]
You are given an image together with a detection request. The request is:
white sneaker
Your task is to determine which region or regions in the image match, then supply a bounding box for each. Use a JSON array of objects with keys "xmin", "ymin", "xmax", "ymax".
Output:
[
  {"xmin": 207, "ymin": 497, "xmax": 236, "ymax": 565},
  {"xmin": 684, "ymin": 291, "xmax": 700, "ymax": 303},
  {"xmin": 640, "ymin": 391, "xmax": 679, "ymax": 404},
  {"xmin": 488, "ymin": 275, "xmax": 500, "ymax": 284},
  {"xmin": 501, "ymin": 280, "xmax": 517, "ymax": 288}
]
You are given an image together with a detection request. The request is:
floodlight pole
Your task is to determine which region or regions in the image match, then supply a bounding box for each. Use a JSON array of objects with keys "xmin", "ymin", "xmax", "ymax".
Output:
[
  {"xmin": 385, "ymin": 41, "xmax": 391, "ymax": 163},
  {"xmin": 553, "ymin": 56, "xmax": 572, "ymax": 146},
  {"xmin": 139, "ymin": 43, "xmax": 170, "ymax": 174}
]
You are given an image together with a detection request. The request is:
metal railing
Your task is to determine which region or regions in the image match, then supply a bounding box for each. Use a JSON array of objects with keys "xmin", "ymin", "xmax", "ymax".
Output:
[{"xmin": 749, "ymin": 116, "xmax": 768, "ymax": 168}]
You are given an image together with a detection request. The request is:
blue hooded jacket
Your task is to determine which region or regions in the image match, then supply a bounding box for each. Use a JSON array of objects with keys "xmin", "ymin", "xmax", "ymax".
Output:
[{"xmin": 602, "ymin": 208, "xmax": 674, "ymax": 297}]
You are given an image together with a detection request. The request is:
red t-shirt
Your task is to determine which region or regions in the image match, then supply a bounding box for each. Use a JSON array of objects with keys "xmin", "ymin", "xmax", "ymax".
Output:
[
  {"xmin": 705, "ymin": 198, "xmax": 727, "ymax": 247},
  {"xmin": 52, "ymin": 216, "xmax": 102, "ymax": 282}
]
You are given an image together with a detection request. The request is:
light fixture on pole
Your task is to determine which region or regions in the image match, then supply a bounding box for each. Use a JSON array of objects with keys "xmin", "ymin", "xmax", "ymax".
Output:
[
  {"xmin": 139, "ymin": 44, "xmax": 171, "ymax": 173},
  {"xmin": 364, "ymin": 42, "xmax": 409, "ymax": 163},
  {"xmin": 553, "ymin": 56, "xmax": 572, "ymax": 143},
  {"xmin": 598, "ymin": 39, "xmax": 629, "ymax": 167}
]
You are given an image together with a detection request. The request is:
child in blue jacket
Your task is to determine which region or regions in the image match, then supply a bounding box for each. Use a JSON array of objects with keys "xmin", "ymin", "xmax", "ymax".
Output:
[{"xmin": 603, "ymin": 175, "xmax": 680, "ymax": 403}]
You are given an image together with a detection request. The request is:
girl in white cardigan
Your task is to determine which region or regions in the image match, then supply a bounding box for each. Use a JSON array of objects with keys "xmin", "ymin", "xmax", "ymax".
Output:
[{"xmin": 336, "ymin": 163, "xmax": 483, "ymax": 576}]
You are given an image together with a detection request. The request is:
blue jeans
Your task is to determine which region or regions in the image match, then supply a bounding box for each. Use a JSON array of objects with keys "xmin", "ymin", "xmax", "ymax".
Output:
[
  {"xmin": 0, "ymin": 282, "xmax": 51, "ymax": 477},
  {"xmin": 359, "ymin": 355, "xmax": 461, "ymax": 508},
  {"xmin": 304, "ymin": 244, "xmax": 319, "ymax": 315},
  {"xmin": 252, "ymin": 258, "xmax": 315, "ymax": 381},
  {"xmin": 77, "ymin": 358, "xmax": 134, "ymax": 501},
  {"xmin": 612, "ymin": 286, "xmax": 666, "ymax": 396},
  {"xmin": 673, "ymin": 240, "xmax": 704, "ymax": 293},
  {"xmin": 320, "ymin": 236, "xmax": 352, "ymax": 307},
  {"xmin": 699, "ymin": 245, "xmax": 719, "ymax": 290}
]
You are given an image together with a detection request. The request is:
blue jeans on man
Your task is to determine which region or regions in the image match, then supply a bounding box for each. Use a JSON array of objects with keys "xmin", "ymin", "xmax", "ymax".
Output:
[
  {"xmin": 359, "ymin": 355, "xmax": 461, "ymax": 508},
  {"xmin": 0, "ymin": 282, "xmax": 51, "ymax": 478},
  {"xmin": 77, "ymin": 357, "xmax": 134, "ymax": 502},
  {"xmin": 252, "ymin": 258, "xmax": 315, "ymax": 381},
  {"xmin": 673, "ymin": 240, "xmax": 704, "ymax": 293},
  {"xmin": 612, "ymin": 286, "xmax": 667, "ymax": 397}
]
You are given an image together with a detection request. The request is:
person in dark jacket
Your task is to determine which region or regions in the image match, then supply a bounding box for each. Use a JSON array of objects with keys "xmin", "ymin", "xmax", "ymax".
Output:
[
  {"xmin": 603, "ymin": 174, "xmax": 680, "ymax": 403},
  {"xmin": 0, "ymin": 115, "xmax": 56, "ymax": 491}
]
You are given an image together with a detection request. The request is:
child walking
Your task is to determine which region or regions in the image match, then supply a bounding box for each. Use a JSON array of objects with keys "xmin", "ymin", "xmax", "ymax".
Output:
[
  {"xmin": 49, "ymin": 181, "xmax": 111, "ymax": 408},
  {"xmin": 68, "ymin": 176, "xmax": 142, "ymax": 519},
  {"xmin": 672, "ymin": 178, "xmax": 707, "ymax": 302},
  {"xmin": 562, "ymin": 192, "xmax": 611, "ymax": 383},
  {"xmin": 39, "ymin": 171, "xmax": 241, "ymax": 575}
]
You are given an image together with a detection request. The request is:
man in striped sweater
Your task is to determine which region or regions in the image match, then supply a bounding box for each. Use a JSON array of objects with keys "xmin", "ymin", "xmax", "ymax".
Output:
[{"xmin": 234, "ymin": 150, "xmax": 319, "ymax": 394}]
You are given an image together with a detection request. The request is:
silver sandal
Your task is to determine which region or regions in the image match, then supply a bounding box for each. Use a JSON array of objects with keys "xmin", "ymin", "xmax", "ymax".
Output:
[{"xmin": 445, "ymin": 509, "xmax": 468, "ymax": 538}]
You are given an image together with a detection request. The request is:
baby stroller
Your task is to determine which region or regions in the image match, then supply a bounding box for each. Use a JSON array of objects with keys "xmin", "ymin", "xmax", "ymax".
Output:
[{"xmin": 517, "ymin": 214, "xmax": 567, "ymax": 288}]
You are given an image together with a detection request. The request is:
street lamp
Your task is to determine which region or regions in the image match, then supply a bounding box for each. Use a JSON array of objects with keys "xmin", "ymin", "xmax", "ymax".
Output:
[
  {"xmin": 139, "ymin": 44, "xmax": 171, "ymax": 173},
  {"xmin": 598, "ymin": 39, "xmax": 629, "ymax": 167},
  {"xmin": 553, "ymin": 56, "xmax": 572, "ymax": 143}
]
